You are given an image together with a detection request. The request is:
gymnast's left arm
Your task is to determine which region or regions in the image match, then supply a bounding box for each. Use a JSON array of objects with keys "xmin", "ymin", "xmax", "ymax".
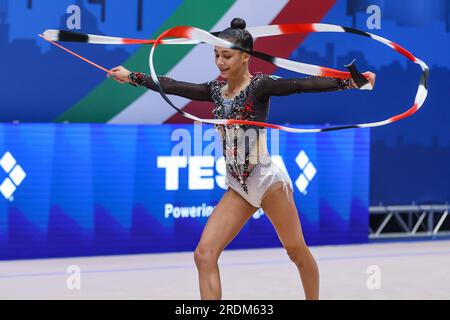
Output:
[{"xmin": 255, "ymin": 72, "xmax": 376, "ymax": 101}]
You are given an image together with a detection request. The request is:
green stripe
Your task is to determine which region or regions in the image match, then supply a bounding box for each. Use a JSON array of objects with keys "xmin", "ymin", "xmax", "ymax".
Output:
[{"xmin": 55, "ymin": 0, "xmax": 234, "ymax": 123}]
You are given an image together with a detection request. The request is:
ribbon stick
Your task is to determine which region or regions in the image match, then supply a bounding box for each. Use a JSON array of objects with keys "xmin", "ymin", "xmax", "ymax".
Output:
[{"xmin": 38, "ymin": 34, "xmax": 111, "ymax": 74}]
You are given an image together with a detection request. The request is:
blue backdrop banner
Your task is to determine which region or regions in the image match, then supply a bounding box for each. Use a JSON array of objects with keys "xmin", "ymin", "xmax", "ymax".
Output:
[{"xmin": 0, "ymin": 123, "xmax": 369, "ymax": 260}]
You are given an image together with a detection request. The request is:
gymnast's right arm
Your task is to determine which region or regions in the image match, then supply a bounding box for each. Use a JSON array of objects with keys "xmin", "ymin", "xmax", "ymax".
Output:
[{"xmin": 108, "ymin": 66, "xmax": 212, "ymax": 102}]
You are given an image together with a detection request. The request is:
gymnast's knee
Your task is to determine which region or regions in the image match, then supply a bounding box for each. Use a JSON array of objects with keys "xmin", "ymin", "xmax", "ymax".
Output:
[
  {"xmin": 284, "ymin": 244, "xmax": 309, "ymax": 268},
  {"xmin": 194, "ymin": 246, "xmax": 220, "ymax": 269}
]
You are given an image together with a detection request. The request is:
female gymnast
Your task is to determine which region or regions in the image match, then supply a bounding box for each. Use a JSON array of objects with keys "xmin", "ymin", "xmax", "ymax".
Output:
[{"xmin": 109, "ymin": 17, "xmax": 376, "ymax": 300}]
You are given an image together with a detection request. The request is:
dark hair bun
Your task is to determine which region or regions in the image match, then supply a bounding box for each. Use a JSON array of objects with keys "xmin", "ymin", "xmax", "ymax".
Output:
[{"xmin": 231, "ymin": 17, "xmax": 246, "ymax": 29}]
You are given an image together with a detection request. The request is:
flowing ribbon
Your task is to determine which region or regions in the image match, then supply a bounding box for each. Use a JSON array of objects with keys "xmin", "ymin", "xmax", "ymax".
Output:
[{"xmin": 41, "ymin": 23, "xmax": 429, "ymax": 133}]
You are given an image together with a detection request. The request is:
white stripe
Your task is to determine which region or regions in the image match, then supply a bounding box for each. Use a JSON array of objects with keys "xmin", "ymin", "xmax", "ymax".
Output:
[
  {"xmin": 188, "ymin": 28, "xmax": 235, "ymax": 48},
  {"xmin": 89, "ymin": 34, "xmax": 124, "ymax": 45},
  {"xmin": 161, "ymin": 39, "xmax": 201, "ymax": 45},
  {"xmin": 359, "ymin": 119, "xmax": 392, "ymax": 128},
  {"xmin": 415, "ymin": 59, "xmax": 429, "ymax": 71},
  {"xmin": 273, "ymin": 57, "xmax": 322, "ymax": 76},
  {"xmin": 247, "ymin": 25, "xmax": 282, "ymax": 38},
  {"xmin": 109, "ymin": 0, "xmax": 289, "ymax": 124},
  {"xmin": 43, "ymin": 29, "xmax": 59, "ymax": 41},
  {"xmin": 360, "ymin": 83, "xmax": 373, "ymax": 90},
  {"xmin": 415, "ymin": 84, "xmax": 428, "ymax": 107},
  {"xmin": 312, "ymin": 23, "xmax": 345, "ymax": 33},
  {"xmin": 368, "ymin": 34, "xmax": 394, "ymax": 49}
]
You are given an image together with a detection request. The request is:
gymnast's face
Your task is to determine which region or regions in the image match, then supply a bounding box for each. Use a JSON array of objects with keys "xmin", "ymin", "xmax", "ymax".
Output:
[{"xmin": 214, "ymin": 46, "xmax": 250, "ymax": 79}]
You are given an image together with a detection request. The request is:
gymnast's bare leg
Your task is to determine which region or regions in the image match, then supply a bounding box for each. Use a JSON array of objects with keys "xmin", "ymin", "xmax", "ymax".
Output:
[
  {"xmin": 261, "ymin": 183, "xmax": 320, "ymax": 300},
  {"xmin": 194, "ymin": 187, "xmax": 258, "ymax": 300}
]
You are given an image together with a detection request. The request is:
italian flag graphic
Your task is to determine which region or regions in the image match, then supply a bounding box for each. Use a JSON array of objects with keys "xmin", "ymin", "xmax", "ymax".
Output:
[{"xmin": 55, "ymin": 0, "xmax": 336, "ymax": 124}]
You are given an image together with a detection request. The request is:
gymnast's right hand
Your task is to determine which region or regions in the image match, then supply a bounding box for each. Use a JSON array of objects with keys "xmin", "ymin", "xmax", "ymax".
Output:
[{"xmin": 108, "ymin": 66, "xmax": 131, "ymax": 84}]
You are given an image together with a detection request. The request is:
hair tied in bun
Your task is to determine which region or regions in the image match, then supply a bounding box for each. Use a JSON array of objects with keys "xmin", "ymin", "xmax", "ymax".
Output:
[{"xmin": 231, "ymin": 17, "xmax": 246, "ymax": 30}]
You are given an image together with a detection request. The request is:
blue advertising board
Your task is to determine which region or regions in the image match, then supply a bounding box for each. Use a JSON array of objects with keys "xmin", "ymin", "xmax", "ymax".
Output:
[{"xmin": 0, "ymin": 123, "xmax": 369, "ymax": 260}]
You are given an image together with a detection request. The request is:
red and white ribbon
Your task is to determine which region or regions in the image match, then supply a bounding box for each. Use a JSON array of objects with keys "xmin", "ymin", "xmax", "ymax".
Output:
[{"xmin": 42, "ymin": 23, "xmax": 429, "ymax": 133}]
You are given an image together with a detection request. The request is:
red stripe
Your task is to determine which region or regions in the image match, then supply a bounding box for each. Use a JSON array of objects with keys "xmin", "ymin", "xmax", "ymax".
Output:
[
  {"xmin": 164, "ymin": 0, "xmax": 337, "ymax": 124},
  {"xmin": 390, "ymin": 103, "xmax": 419, "ymax": 122},
  {"xmin": 319, "ymin": 66, "xmax": 351, "ymax": 79},
  {"xmin": 124, "ymin": 26, "xmax": 193, "ymax": 44},
  {"xmin": 122, "ymin": 38, "xmax": 155, "ymax": 44},
  {"xmin": 390, "ymin": 41, "xmax": 416, "ymax": 62},
  {"xmin": 278, "ymin": 23, "xmax": 315, "ymax": 34},
  {"xmin": 227, "ymin": 120, "xmax": 283, "ymax": 129},
  {"xmin": 155, "ymin": 26, "xmax": 192, "ymax": 45}
]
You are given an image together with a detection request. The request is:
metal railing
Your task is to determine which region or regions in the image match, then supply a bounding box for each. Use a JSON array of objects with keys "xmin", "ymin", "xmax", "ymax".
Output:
[{"xmin": 369, "ymin": 204, "xmax": 450, "ymax": 239}]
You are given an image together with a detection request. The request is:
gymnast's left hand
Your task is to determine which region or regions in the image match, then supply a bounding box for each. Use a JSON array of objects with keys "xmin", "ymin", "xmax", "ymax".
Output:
[
  {"xmin": 363, "ymin": 71, "xmax": 376, "ymax": 88},
  {"xmin": 349, "ymin": 71, "xmax": 376, "ymax": 89}
]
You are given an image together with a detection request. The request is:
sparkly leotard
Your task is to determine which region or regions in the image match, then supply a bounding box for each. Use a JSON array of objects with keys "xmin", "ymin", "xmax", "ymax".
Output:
[{"xmin": 129, "ymin": 72, "xmax": 354, "ymax": 207}]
